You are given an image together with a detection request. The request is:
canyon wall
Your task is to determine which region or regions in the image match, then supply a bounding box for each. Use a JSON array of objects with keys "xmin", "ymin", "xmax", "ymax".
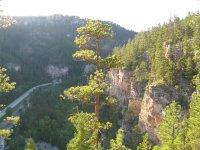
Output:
[{"xmin": 108, "ymin": 69, "xmax": 179, "ymax": 143}]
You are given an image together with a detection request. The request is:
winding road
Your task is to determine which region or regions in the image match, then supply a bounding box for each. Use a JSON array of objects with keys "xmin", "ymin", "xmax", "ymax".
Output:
[
  {"xmin": 0, "ymin": 81, "xmax": 60, "ymax": 149},
  {"xmin": 0, "ymin": 82, "xmax": 56, "ymax": 119}
]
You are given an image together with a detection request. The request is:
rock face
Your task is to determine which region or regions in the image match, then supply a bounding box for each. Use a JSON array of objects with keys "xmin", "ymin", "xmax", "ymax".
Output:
[
  {"xmin": 138, "ymin": 84, "xmax": 178, "ymax": 143},
  {"xmin": 108, "ymin": 69, "xmax": 144, "ymax": 118},
  {"xmin": 108, "ymin": 69, "xmax": 180, "ymax": 143},
  {"xmin": 108, "ymin": 69, "xmax": 145, "ymax": 142},
  {"xmin": 163, "ymin": 42, "xmax": 182, "ymax": 62},
  {"xmin": 108, "ymin": 69, "xmax": 131, "ymax": 100}
]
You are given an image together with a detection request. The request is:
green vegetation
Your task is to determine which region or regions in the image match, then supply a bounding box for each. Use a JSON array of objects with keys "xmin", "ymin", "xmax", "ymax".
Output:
[
  {"xmin": 113, "ymin": 13, "xmax": 200, "ymax": 150},
  {"xmin": 0, "ymin": 13, "xmax": 17, "ymax": 138},
  {"xmin": 0, "ymin": 15, "xmax": 135, "ymax": 107},
  {"xmin": 63, "ymin": 20, "xmax": 125, "ymax": 149},
  {"xmin": 158, "ymin": 101, "xmax": 182, "ymax": 150},
  {"xmin": 0, "ymin": 67, "xmax": 15, "ymax": 92},
  {"xmin": 2, "ymin": 9, "xmax": 200, "ymax": 150},
  {"xmin": 187, "ymin": 92, "xmax": 200, "ymax": 149},
  {"xmin": 67, "ymin": 112, "xmax": 111, "ymax": 150},
  {"xmin": 114, "ymin": 13, "xmax": 199, "ymax": 88},
  {"xmin": 137, "ymin": 134, "xmax": 151, "ymax": 150},
  {"xmin": 24, "ymin": 138, "xmax": 37, "ymax": 150},
  {"xmin": 109, "ymin": 129, "xmax": 130, "ymax": 150}
]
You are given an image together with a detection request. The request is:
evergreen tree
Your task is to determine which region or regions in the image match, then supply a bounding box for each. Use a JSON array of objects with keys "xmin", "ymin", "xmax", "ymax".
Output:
[
  {"xmin": 67, "ymin": 112, "xmax": 111, "ymax": 150},
  {"xmin": 0, "ymin": 67, "xmax": 15, "ymax": 92},
  {"xmin": 187, "ymin": 92, "xmax": 200, "ymax": 150},
  {"xmin": 0, "ymin": 13, "xmax": 16, "ymax": 28},
  {"xmin": 0, "ymin": 9, "xmax": 16, "ymax": 92},
  {"xmin": 24, "ymin": 138, "xmax": 37, "ymax": 150},
  {"xmin": 134, "ymin": 61, "xmax": 149, "ymax": 82},
  {"xmin": 137, "ymin": 133, "xmax": 151, "ymax": 150},
  {"xmin": 67, "ymin": 112, "xmax": 100, "ymax": 150},
  {"xmin": 109, "ymin": 128, "xmax": 130, "ymax": 150},
  {"xmin": 63, "ymin": 20, "xmax": 114, "ymax": 119},
  {"xmin": 158, "ymin": 101, "xmax": 182, "ymax": 150},
  {"xmin": 0, "ymin": 10, "xmax": 16, "ymax": 138},
  {"xmin": 63, "ymin": 20, "xmax": 120, "ymax": 149},
  {"xmin": 174, "ymin": 117, "xmax": 189, "ymax": 150}
]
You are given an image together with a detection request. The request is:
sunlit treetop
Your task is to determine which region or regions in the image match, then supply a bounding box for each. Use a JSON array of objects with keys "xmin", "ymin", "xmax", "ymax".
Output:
[
  {"xmin": 0, "ymin": 15, "xmax": 16, "ymax": 28},
  {"xmin": 0, "ymin": 67, "xmax": 16, "ymax": 92},
  {"xmin": 74, "ymin": 20, "xmax": 114, "ymax": 49}
]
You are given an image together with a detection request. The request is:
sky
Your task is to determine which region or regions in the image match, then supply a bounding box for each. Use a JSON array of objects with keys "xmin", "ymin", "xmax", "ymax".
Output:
[{"xmin": 2, "ymin": 0, "xmax": 200, "ymax": 31}]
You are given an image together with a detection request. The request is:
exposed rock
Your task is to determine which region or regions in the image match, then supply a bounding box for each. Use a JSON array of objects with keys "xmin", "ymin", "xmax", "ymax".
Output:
[
  {"xmin": 108, "ymin": 69, "xmax": 145, "ymax": 135},
  {"xmin": 163, "ymin": 42, "xmax": 182, "ymax": 62},
  {"xmin": 46, "ymin": 65, "xmax": 69, "ymax": 79},
  {"xmin": 108, "ymin": 69, "xmax": 181, "ymax": 143},
  {"xmin": 163, "ymin": 41, "xmax": 171, "ymax": 61},
  {"xmin": 138, "ymin": 83, "xmax": 178, "ymax": 143},
  {"xmin": 108, "ymin": 69, "xmax": 132, "ymax": 102}
]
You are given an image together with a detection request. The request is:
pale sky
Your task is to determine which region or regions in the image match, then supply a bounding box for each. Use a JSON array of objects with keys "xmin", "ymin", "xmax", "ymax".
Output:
[{"xmin": 2, "ymin": 0, "xmax": 200, "ymax": 31}]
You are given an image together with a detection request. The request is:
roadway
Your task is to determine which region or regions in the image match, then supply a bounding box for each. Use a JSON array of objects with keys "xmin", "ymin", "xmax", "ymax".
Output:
[
  {"xmin": 0, "ymin": 81, "xmax": 60, "ymax": 149},
  {"xmin": 0, "ymin": 82, "xmax": 54, "ymax": 119}
]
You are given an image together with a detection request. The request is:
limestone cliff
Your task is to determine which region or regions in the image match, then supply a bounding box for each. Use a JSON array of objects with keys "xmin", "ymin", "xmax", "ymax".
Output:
[
  {"xmin": 108, "ymin": 69, "xmax": 144, "ymax": 138},
  {"xmin": 108, "ymin": 69, "xmax": 144, "ymax": 118},
  {"xmin": 138, "ymin": 83, "xmax": 179, "ymax": 143},
  {"xmin": 108, "ymin": 69, "xmax": 182, "ymax": 143}
]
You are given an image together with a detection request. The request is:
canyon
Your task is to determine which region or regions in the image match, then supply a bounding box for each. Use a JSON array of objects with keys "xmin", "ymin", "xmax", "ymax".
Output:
[{"xmin": 108, "ymin": 69, "xmax": 185, "ymax": 143}]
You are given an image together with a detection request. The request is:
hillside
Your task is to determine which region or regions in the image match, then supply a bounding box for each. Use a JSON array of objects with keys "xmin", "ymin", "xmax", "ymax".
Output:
[
  {"xmin": 2, "ymin": 13, "xmax": 200, "ymax": 150},
  {"xmin": 111, "ymin": 13, "xmax": 200, "ymax": 149},
  {"xmin": 0, "ymin": 15, "xmax": 136, "ymax": 105}
]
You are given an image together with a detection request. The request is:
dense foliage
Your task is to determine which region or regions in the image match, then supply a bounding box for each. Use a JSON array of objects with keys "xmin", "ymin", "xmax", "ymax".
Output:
[
  {"xmin": 24, "ymin": 138, "xmax": 37, "ymax": 150},
  {"xmin": 0, "ymin": 15, "xmax": 135, "ymax": 106},
  {"xmin": 114, "ymin": 13, "xmax": 199, "ymax": 89},
  {"xmin": 113, "ymin": 13, "xmax": 200, "ymax": 150},
  {"xmin": 7, "ymin": 85, "xmax": 76, "ymax": 150},
  {"xmin": 63, "ymin": 20, "xmax": 125, "ymax": 150},
  {"xmin": 3, "ymin": 11, "xmax": 200, "ymax": 150},
  {"xmin": 109, "ymin": 129, "xmax": 130, "ymax": 150}
]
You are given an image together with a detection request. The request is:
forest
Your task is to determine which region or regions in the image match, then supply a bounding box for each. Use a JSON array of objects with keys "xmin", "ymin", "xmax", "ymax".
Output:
[
  {"xmin": 0, "ymin": 15, "xmax": 135, "ymax": 106},
  {"xmin": 0, "ymin": 7, "xmax": 199, "ymax": 150}
]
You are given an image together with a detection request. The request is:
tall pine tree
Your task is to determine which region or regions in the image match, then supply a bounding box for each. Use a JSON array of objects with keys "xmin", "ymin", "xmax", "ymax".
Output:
[
  {"xmin": 63, "ymin": 20, "xmax": 121, "ymax": 149},
  {"xmin": 187, "ymin": 92, "xmax": 200, "ymax": 150},
  {"xmin": 24, "ymin": 138, "xmax": 37, "ymax": 150},
  {"xmin": 158, "ymin": 101, "xmax": 181, "ymax": 150}
]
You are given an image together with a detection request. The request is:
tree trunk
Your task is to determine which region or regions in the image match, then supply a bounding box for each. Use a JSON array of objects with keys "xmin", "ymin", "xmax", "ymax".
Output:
[
  {"xmin": 95, "ymin": 38, "xmax": 100, "ymax": 149},
  {"xmin": 95, "ymin": 93, "xmax": 100, "ymax": 120}
]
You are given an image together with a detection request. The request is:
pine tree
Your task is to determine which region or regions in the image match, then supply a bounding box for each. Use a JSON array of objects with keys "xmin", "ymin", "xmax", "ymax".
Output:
[
  {"xmin": 0, "ymin": 67, "xmax": 15, "ymax": 92},
  {"xmin": 137, "ymin": 133, "xmax": 151, "ymax": 150},
  {"xmin": 63, "ymin": 20, "xmax": 121, "ymax": 149},
  {"xmin": 109, "ymin": 128, "xmax": 130, "ymax": 150},
  {"xmin": 0, "ymin": 6, "xmax": 16, "ymax": 29},
  {"xmin": 174, "ymin": 117, "xmax": 189, "ymax": 150},
  {"xmin": 24, "ymin": 138, "xmax": 37, "ymax": 150},
  {"xmin": 67, "ymin": 112, "xmax": 111, "ymax": 150},
  {"xmin": 134, "ymin": 61, "xmax": 149, "ymax": 82},
  {"xmin": 63, "ymin": 20, "xmax": 116, "ymax": 119},
  {"xmin": 0, "ymin": 8, "xmax": 16, "ymax": 92},
  {"xmin": 67, "ymin": 112, "xmax": 100, "ymax": 150},
  {"xmin": 0, "ymin": 9, "xmax": 16, "ymax": 138},
  {"xmin": 158, "ymin": 101, "xmax": 181, "ymax": 150},
  {"xmin": 187, "ymin": 92, "xmax": 200, "ymax": 150}
]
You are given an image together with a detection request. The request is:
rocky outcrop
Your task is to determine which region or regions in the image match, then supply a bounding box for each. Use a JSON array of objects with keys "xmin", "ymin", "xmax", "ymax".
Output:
[
  {"xmin": 108, "ymin": 69, "xmax": 132, "ymax": 102},
  {"xmin": 163, "ymin": 42, "xmax": 182, "ymax": 62},
  {"xmin": 108, "ymin": 69, "xmax": 145, "ymax": 143},
  {"xmin": 108, "ymin": 69, "xmax": 180, "ymax": 143},
  {"xmin": 108, "ymin": 69, "xmax": 144, "ymax": 117},
  {"xmin": 138, "ymin": 83, "xmax": 179, "ymax": 143}
]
